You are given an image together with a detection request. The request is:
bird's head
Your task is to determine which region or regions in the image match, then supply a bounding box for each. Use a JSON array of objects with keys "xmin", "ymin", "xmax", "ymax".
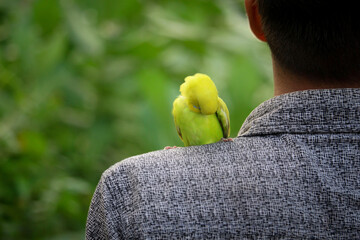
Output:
[{"xmin": 180, "ymin": 73, "xmax": 219, "ymax": 115}]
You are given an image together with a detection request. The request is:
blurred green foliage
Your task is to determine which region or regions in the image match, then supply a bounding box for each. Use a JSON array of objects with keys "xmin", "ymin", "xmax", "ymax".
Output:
[{"xmin": 0, "ymin": 0, "xmax": 272, "ymax": 239}]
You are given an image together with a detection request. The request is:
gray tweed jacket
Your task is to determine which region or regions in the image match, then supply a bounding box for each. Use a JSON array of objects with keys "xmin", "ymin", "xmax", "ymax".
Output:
[{"xmin": 86, "ymin": 89, "xmax": 360, "ymax": 239}]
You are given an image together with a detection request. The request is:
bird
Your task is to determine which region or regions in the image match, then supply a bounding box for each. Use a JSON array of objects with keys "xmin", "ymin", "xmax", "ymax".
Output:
[{"xmin": 170, "ymin": 73, "xmax": 231, "ymax": 147}]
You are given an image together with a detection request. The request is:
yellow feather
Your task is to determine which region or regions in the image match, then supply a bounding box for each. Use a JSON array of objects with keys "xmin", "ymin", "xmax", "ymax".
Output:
[
  {"xmin": 172, "ymin": 73, "xmax": 231, "ymax": 146},
  {"xmin": 179, "ymin": 73, "xmax": 219, "ymax": 115}
]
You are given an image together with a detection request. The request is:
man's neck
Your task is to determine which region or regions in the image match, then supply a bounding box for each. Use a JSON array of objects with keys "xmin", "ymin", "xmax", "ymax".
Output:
[{"xmin": 273, "ymin": 60, "xmax": 360, "ymax": 96}]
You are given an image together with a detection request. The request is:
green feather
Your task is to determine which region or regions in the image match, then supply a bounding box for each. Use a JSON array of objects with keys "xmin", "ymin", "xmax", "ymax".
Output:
[{"xmin": 172, "ymin": 74, "xmax": 230, "ymax": 147}]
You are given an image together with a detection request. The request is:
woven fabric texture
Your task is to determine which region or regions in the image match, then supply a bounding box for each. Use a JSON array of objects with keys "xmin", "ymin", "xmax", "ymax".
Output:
[{"xmin": 86, "ymin": 89, "xmax": 360, "ymax": 239}]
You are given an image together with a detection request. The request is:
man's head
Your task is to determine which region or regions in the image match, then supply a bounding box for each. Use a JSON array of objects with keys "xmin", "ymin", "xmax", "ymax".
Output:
[{"xmin": 246, "ymin": 0, "xmax": 360, "ymax": 83}]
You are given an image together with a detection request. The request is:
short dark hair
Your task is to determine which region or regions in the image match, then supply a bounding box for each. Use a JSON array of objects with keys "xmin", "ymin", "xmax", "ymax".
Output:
[{"xmin": 257, "ymin": 0, "xmax": 360, "ymax": 81}]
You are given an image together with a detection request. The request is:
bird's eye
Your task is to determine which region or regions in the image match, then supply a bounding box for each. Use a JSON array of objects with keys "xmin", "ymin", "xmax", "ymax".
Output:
[{"xmin": 193, "ymin": 105, "xmax": 201, "ymax": 110}]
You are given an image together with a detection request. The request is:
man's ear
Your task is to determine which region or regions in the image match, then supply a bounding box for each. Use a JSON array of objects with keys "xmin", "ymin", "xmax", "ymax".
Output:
[{"xmin": 245, "ymin": 0, "xmax": 266, "ymax": 42}]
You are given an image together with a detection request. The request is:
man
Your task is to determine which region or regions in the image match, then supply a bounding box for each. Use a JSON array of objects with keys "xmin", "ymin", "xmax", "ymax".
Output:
[{"xmin": 86, "ymin": 0, "xmax": 360, "ymax": 239}]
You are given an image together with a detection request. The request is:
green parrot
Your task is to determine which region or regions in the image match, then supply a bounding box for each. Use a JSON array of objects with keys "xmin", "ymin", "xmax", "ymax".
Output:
[{"xmin": 171, "ymin": 73, "xmax": 231, "ymax": 147}]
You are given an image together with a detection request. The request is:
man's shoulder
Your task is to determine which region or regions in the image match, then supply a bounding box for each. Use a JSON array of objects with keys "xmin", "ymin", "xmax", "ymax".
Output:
[
  {"xmin": 88, "ymin": 134, "xmax": 360, "ymax": 239},
  {"xmin": 105, "ymin": 137, "xmax": 246, "ymax": 173},
  {"xmin": 101, "ymin": 135, "xmax": 288, "ymax": 184}
]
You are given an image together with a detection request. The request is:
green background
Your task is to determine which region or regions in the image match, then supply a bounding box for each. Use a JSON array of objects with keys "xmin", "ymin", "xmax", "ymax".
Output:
[{"xmin": 0, "ymin": 0, "xmax": 272, "ymax": 239}]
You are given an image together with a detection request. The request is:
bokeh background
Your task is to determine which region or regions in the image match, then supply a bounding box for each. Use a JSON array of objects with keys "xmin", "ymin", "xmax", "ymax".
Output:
[{"xmin": 0, "ymin": 0, "xmax": 272, "ymax": 239}]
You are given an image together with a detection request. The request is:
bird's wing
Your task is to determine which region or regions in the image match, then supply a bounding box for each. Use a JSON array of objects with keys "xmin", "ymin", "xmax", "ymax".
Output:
[
  {"xmin": 174, "ymin": 117, "xmax": 183, "ymax": 141},
  {"xmin": 216, "ymin": 97, "xmax": 230, "ymax": 138},
  {"xmin": 172, "ymin": 96, "xmax": 184, "ymax": 141}
]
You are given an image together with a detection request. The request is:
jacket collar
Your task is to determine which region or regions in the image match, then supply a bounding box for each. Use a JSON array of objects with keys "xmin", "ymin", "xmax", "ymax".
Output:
[{"xmin": 238, "ymin": 88, "xmax": 360, "ymax": 136}]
